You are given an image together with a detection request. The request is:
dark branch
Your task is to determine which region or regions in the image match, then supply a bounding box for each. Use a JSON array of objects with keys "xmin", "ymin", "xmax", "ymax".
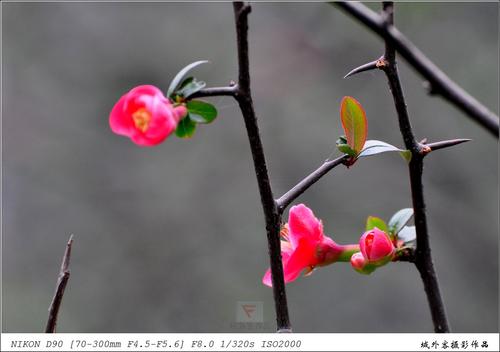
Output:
[
  {"xmin": 395, "ymin": 247, "xmax": 416, "ymax": 263},
  {"xmin": 378, "ymin": 2, "xmax": 450, "ymax": 333},
  {"xmin": 45, "ymin": 235, "xmax": 74, "ymax": 333},
  {"xmin": 189, "ymin": 85, "xmax": 239, "ymax": 99},
  {"xmin": 335, "ymin": 1, "xmax": 499, "ymax": 137},
  {"xmin": 409, "ymin": 159, "xmax": 450, "ymax": 333},
  {"xmin": 233, "ymin": 1, "xmax": 291, "ymax": 332},
  {"xmin": 277, "ymin": 155, "xmax": 348, "ymax": 213}
]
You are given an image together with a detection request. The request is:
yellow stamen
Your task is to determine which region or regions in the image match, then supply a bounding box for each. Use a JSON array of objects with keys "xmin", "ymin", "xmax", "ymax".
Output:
[{"xmin": 132, "ymin": 108, "xmax": 152, "ymax": 132}]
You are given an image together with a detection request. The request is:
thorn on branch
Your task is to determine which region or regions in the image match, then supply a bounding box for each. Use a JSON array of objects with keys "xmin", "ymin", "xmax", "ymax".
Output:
[
  {"xmin": 422, "ymin": 138, "xmax": 472, "ymax": 154},
  {"xmin": 45, "ymin": 235, "xmax": 74, "ymax": 333},
  {"xmin": 344, "ymin": 59, "xmax": 380, "ymax": 79}
]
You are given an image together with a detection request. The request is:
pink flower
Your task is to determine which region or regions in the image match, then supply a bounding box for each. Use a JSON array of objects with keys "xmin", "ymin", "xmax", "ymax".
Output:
[
  {"xmin": 359, "ymin": 227, "xmax": 395, "ymax": 265},
  {"xmin": 263, "ymin": 204, "xmax": 354, "ymax": 287},
  {"xmin": 110, "ymin": 85, "xmax": 188, "ymax": 146}
]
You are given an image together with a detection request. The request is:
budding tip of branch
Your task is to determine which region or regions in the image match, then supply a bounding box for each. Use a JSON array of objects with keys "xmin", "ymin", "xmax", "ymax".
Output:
[
  {"xmin": 420, "ymin": 145, "xmax": 432, "ymax": 155},
  {"xmin": 342, "ymin": 156, "xmax": 357, "ymax": 168},
  {"xmin": 376, "ymin": 57, "xmax": 388, "ymax": 69}
]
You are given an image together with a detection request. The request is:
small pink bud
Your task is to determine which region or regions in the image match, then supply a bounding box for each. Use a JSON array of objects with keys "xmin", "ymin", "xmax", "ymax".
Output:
[
  {"xmin": 359, "ymin": 227, "xmax": 395, "ymax": 265},
  {"xmin": 110, "ymin": 85, "xmax": 188, "ymax": 146},
  {"xmin": 350, "ymin": 252, "xmax": 366, "ymax": 271},
  {"xmin": 350, "ymin": 252, "xmax": 377, "ymax": 275}
]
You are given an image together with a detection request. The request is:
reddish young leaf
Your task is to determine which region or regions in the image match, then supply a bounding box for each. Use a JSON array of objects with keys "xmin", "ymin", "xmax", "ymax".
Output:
[{"xmin": 340, "ymin": 96, "xmax": 368, "ymax": 154}]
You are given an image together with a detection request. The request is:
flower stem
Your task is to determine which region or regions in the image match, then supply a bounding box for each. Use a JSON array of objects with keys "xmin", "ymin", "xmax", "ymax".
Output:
[{"xmin": 337, "ymin": 244, "xmax": 360, "ymax": 262}]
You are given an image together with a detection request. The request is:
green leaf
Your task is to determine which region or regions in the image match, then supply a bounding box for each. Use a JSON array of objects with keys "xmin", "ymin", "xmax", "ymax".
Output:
[
  {"xmin": 340, "ymin": 96, "xmax": 367, "ymax": 154},
  {"xmin": 175, "ymin": 114, "xmax": 196, "ymax": 138},
  {"xmin": 178, "ymin": 76, "xmax": 194, "ymax": 90},
  {"xmin": 336, "ymin": 136, "xmax": 356, "ymax": 156},
  {"xmin": 177, "ymin": 79, "xmax": 206, "ymax": 98},
  {"xmin": 388, "ymin": 208, "xmax": 414, "ymax": 235},
  {"xmin": 187, "ymin": 100, "xmax": 218, "ymax": 124},
  {"xmin": 337, "ymin": 144, "xmax": 357, "ymax": 157},
  {"xmin": 354, "ymin": 263, "xmax": 377, "ymax": 275},
  {"xmin": 167, "ymin": 60, "xmax": 209, "ymax": 97},
  {"xmin": 397, "ymin": 226, "xmax": 416, "ymax": 243},
  {"xmin": 336, "ymin": 135, "xmax": 348, "ymax": 145},
  {"xmin": 399, "ymin": 150, "xmax": 412, "ymax": 162},
  {"xmin": 366, "ymin": 216, "xmax": 388, "ymax": 233}
]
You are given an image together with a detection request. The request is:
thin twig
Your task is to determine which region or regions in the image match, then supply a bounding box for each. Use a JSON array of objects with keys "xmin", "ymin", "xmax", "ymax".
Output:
[
  {"xmin": 189, "ymin": 85, "xmax": 239, "ymax": 99},
  {"xmin": 276, "ymin": 155, "xmax": 349, "ymax": 213},
  {"xmin": 335, "ymin": 1, "xmax": 499, "ymax": 137},
  {"xmin": 232, "ymin": 2, "xmax": 291, "ymax": 332},
  {"xmin": 275, "ymin": 136, "xmax": 469, "ymax": 214},
  {"xmin": 377, "ymin": 2, "xmax": 450, "ymax": 333},
  {"xmin": 45, "ymin": 235, "xmax": 74, "ymax": 333}
]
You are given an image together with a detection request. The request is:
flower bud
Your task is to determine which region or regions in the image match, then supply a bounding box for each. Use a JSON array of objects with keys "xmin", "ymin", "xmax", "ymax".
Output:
[
  {"xmin": 350, "ymin": 252, "xmax": 376, "ymax": 275},
  {"xmin": 359, "ymin": 227, "xmax": 395, "ymax": 266}
]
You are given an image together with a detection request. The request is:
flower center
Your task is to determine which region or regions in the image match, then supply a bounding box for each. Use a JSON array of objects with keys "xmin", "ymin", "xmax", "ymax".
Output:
[
  {"xmin": 132, "ymin": 108, "xmax": 152, "ymax": 132},
  {"xmin": 365, "ymin": 233, "xmax": 374, "ymax": 259}
]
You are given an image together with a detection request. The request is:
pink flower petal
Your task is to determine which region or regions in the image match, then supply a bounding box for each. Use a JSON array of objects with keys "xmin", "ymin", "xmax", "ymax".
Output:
[
  {"xmin": 282, "ymin": 240, "xmax": 316, "ymax": 283},
  {"xmin": 288, "ymin": 204, "xmax": 324, "ymax": 248},
  {"xmin": 109, "ymin": 94, "xmax": 134, "ymax": 136},
  {"xmin": 262, "ymin": 242, "xmax": 294, "ymax": 287}
]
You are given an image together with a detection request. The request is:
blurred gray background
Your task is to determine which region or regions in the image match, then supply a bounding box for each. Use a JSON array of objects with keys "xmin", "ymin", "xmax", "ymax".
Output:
[{"xmin": 2, "ymin": 2, "xmax": 498, "ymax": 333}]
